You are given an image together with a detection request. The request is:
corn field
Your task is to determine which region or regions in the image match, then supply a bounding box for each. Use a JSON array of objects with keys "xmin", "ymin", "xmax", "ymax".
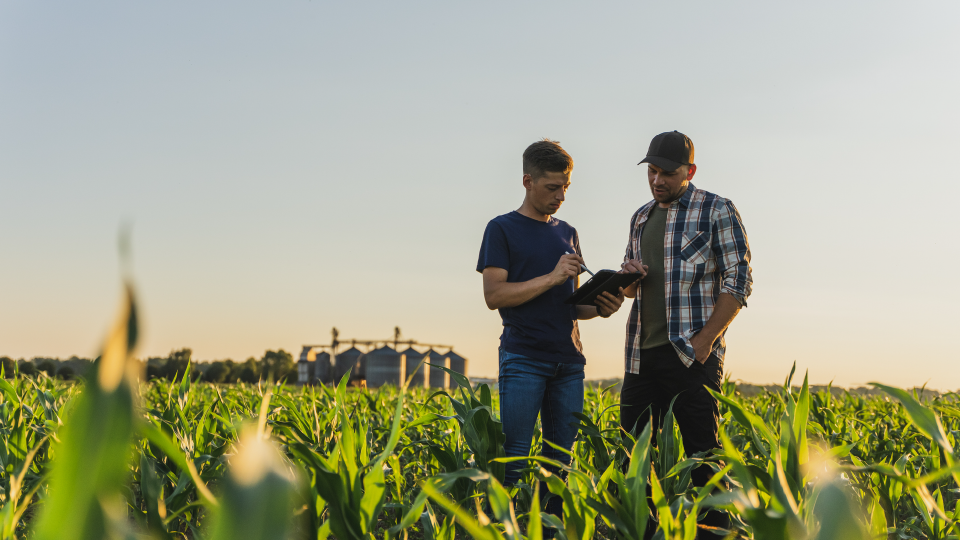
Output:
[{"xmin": 3, "ymin": 287, "xmax": 960, "ymax": 539}]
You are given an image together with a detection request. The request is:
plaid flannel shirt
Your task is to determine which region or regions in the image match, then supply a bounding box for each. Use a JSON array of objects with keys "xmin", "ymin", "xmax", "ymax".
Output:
[{"xmin": 623, "ymin": 183, "xmax": 752, "ymax": 372}]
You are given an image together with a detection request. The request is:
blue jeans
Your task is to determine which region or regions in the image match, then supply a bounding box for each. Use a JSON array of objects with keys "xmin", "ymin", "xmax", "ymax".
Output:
[{"xmin": 498, "ymin": 349, "xmax": 585, "ymax": 486}]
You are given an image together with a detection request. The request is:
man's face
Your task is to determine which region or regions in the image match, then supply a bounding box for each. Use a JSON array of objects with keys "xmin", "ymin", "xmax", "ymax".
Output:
[
  {"xmin": 523, "ymin": 171, "xmax": 571, "ymax": 216},
  {"xmin": 647, "ymin": 163, "xmax": 696, "ymax": 206}
]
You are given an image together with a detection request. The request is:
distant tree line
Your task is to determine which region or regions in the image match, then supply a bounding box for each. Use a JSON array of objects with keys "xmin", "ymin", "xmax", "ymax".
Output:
[
  {"xmin": 2, "ymin": 348, "xmax": 296, "ymax": 383},
  {"xmin": 1, "ymin": 356, "xmax": 90, "ymax": 380},
  {"xmin": 144, "ymin": 348, "xmax": 296, "ymax": 383}
]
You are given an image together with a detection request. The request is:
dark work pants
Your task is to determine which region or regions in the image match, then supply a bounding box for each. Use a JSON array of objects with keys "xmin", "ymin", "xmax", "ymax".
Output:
[{"xmin": 619, "ymin": 343, "xmax": 728, "ymax": 539}]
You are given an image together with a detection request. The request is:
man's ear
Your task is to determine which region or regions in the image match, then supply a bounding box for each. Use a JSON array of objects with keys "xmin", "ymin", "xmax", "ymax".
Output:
[
  {"xmin": 522, "ymin": 173, "xmax": 534, "ymax": 189},
  {"xmin": 686, "ymin": 164, "xmax": 697, "ymax": 181}
]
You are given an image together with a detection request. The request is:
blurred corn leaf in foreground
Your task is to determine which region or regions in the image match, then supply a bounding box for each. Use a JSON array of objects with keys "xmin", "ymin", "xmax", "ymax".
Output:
[
  {"xmin": 30, "ymin": 284, "xmax": 140, "ymax": 540},
  {"xmin": 207, "ymin": 423, "xmax": 298, "ymax": 540}
]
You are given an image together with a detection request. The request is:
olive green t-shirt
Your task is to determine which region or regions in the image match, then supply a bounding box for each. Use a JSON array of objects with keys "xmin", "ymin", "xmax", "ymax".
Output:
[{"xmin": 639, "ymin": 205, "xmax": 669, "ymax": 349}]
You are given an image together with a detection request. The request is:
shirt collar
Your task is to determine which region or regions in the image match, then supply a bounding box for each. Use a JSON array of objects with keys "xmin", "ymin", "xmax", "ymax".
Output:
[
  {"xmin": 639, "ymin": 182, "xmax": 697, "ymax": 219},
  {"xmin": 677, "ymin": 182, "xmax": 697, "ymax": 209}
]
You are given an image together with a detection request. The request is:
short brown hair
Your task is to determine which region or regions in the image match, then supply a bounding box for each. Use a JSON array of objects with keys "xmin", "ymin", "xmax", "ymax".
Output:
[{"xmin": 522, "ymin": 139, "xmax": 573, "ymax": 179}]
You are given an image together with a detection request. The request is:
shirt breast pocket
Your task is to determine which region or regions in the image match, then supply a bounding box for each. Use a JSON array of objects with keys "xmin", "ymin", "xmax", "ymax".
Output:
[{"xmin": 679, "ymin": 230, "xmax": 711, "ymax": 266}]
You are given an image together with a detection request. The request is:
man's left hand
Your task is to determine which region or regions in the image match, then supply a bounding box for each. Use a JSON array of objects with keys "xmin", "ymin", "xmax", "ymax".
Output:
[
  {"xmin": 690, "ymin": 331, "xmax": 716, "ymax": 364},
  {"xmin": 595, "ymin": 288, "xmax": 625, "ymax": 318}
]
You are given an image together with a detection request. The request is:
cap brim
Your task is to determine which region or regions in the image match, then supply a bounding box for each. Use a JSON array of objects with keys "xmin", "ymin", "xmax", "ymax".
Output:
[{"xmin": 638, "ymin": 156, "xmax": 683, "ymax": 172}]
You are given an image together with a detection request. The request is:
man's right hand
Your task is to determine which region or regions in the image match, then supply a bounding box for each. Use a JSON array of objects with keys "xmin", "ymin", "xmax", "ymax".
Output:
[
  {"xmin": 619, "ymin": 258, "xmax": 648, "ymax": 299},
  {"xmin": 620, "ymin": 258, "xmax": 648, "ymax": 278},
  {"xmin": 549, "ymin": 253, "xmax": 584, "ymax": 286}
]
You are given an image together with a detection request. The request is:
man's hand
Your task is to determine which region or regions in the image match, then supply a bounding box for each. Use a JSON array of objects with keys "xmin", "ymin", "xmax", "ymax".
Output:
[
  {"xmin": 688, "ymin": 294, "xmax": 742, "ymax": 363},
  {"xmin": 619, "ymin": 259, "xmax": 648, "ymax": 298},
  {"xmin": 595, "ymin": 287, "xmax": 625, "ymax": 318},
  {"xmin": 620, "ymin": 258, "xmax": 648, "ymax": 277},
  {"xmin": 689, "ymin": 331, "xmax": 716, "ymax": 364},
  {"xmin": 549, "ymin": 253, "xmax": 584, "ymax": 286}
]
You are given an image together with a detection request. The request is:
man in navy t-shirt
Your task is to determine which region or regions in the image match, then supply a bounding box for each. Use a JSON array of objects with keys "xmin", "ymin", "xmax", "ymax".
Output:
[{"xmin": 476, "ymin": 139, "xmax": 636, "ymax": 501}]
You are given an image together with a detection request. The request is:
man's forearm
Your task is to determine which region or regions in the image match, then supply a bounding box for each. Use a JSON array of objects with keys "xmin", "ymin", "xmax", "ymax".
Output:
[
  {"xmin": 484, "ymin": 275, "xmax": 557, "ymax": 310},
  {"xmin": 698, "ymin": 293, "xmax": 741, "ymax": 343},
  {"xmin": 577, "ymin": 305, "xmax": 600, "ymax": 320}
]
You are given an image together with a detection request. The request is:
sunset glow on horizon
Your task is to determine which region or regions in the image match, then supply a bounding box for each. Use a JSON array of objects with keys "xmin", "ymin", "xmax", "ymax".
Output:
[{"xmin": 2, "ymin": 1, "xmax": 958, "ymax": 389}]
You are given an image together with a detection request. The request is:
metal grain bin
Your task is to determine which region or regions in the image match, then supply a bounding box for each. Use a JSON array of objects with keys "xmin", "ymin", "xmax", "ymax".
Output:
[
  {"xmin": 315, "ymin": 351, "xmax": 332, "ymax": 384},
  {"xmin": 399, "ymin": 348, "xmax": 425, "ymax": 388},
  {"xmin": 334, "ymin": 347, "xmax": 365, "ymax": 382},
  {"xmin": 446, "ymin": 351, "xmax": 467, "ymax": 378},
  {"xmin": 365, "ymin": 346, "xmax": 402, "ymax": 388},
  {"xmin": 297, "ymin": 346, "xmax": 314, "ymax": 384},
  {"xmin": 425, "ymin": 349, "xmax": 448, "ymax": 388}
]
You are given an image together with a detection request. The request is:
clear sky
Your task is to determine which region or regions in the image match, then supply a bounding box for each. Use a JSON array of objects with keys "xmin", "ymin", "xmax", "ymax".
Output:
[{"xmin": 2, "ymin": 1, "xmax": 958, "ymax": 388}]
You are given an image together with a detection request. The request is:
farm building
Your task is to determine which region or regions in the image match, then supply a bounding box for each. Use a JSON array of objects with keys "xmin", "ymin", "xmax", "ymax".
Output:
[{"xmin": 297, "ymin": 332, "xmax": 467, "ymax": 388}]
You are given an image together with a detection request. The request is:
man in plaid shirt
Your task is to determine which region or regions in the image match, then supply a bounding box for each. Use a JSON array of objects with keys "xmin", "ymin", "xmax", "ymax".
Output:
[{"xmin": 619, "ymin": 131, "xmax": 752, "ymax": 538}]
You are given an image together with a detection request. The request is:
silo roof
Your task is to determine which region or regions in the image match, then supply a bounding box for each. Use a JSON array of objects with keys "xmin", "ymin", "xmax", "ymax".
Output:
[
  {"xmin": 365, "ymin": 346, "xmax": 400, "ymax": 358},
  {"xmin": 399, "ymin": 347, "xmax": 425, "ymax": 359},
  {"xmin": 337, "ymin": 346, "xmax": 363, "ymax": 357}
]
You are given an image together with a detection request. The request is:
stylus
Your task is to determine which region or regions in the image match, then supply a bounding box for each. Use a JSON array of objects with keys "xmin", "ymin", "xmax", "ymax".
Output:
[{"xmin": 565, "ymin": 251, "xmax": 594, "ymax": 277}]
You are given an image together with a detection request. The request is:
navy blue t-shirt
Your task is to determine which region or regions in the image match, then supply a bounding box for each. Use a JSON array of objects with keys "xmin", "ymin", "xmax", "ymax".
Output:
[{"xmin": 476, "ymin": 211, "xmax": 586, "ymax": 364}]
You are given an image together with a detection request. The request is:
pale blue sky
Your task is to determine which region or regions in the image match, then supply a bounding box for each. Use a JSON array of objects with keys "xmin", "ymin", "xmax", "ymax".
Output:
[{"xmin": 2, "ymin": 1, "xmax": 957, "ymax": 387}]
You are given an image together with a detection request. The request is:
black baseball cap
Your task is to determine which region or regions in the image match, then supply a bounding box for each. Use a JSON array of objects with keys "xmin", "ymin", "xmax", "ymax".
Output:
[{"xmin": 638, "ymin": 131, "xmax": 695, "ymax": 172}]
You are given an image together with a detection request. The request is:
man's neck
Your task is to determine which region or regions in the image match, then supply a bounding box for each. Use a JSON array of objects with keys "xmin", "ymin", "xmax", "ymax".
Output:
[{"xmin": 517, "ymin": 201, "xmax": 550, "ymax": 222}]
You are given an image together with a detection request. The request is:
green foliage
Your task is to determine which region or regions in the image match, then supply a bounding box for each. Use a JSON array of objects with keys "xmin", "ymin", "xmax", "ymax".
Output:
[
  {"xmin": 4, "ymin": 281, "xmax": 960, "ymax": 540},
  {"xmin": 261, "ymin": 349, "xmax": 295, "ymax": 382}
]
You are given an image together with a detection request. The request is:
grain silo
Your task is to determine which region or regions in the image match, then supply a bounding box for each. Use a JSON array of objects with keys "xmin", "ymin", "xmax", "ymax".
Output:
[
  {"xmin": 297, "ymin": 347, "xmax": 314, "ymax": 384},
  {"xmin": 297, "ymin": 347, "xmax": 333, "ymax": 385},
  {"xmin": 334, "ymin": 347, "xmax": 365, "ymax": 383},
  {"xmin": 446, "ymin": 351, "xmax": 467, "ymax": 378},
  {"xmin": 425, "ymin": 349, "xmax": 448, "ymax": 388},
  {"xmin": 399, "ymin": 348, "xmax": 426, "ymax": 388},
  {"xmin": 365, "ymin": 346, "xmax": 402, "ymax": 387},
  {"xmin": 314, "ymin": 352, "xmax": 332, "ymax": 383}
]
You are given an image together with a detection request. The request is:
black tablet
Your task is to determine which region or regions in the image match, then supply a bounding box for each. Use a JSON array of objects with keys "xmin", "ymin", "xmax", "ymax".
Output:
[{"xmin": 564, "ymin": 270, "xmax": 642, "ymax": 306}]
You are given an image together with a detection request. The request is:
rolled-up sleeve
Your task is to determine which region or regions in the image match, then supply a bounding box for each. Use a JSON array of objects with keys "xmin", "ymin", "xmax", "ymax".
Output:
[{"xmin": 711, "ymin": 199, "xmax": 752, "ymax": 307}]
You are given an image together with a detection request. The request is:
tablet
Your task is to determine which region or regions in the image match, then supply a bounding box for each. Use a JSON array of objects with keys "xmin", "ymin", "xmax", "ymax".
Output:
[{"xmin": 564, "ymin": 270, "xmax": 642, "ymax": 306}]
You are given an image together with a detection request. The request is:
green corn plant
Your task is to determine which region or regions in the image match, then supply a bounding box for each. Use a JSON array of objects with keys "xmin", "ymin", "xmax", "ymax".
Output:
[
  {"xmin": 6, "ymin": 282, "xmax": 960, "ymax": 540},
  {"xmin": 704, "ymin": 428, "xmax": 807, "ymax": 539},
  {"xmin": 289, "ymin": 371, "xmax": 405, "ymax": 540},
  {"xmin": 582, "ymin": 420, "xmax": 653, "ymax": 540},
  {"xmin": 649, "ymin": 465, "xmax": 699, "ymax": 540},
  {"xmin": 418, "ymin": 468, "xmax": 523, "ymax": 540},
  {"xmin": 427, "ymin": 364, "xmax": 506, "ymax": 484},
  {"xmin": 811, "ymin": 476, "xmax": 871, "ymax": 540},
  {"xmin": 30, "ymin": 283, "xmax": 144, "ymax": 540},
  {"xmin": 206, "ymin": 423, "xmax": 299, "ymax": 540},
  {"xmin": 0, "ymin": 435, "xmax": 49, "ymax": 539}
]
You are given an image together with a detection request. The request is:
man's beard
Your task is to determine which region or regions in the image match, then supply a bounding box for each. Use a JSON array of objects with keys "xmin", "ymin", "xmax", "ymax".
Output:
[{"xmin": 651, "ymin": 184, "xmax": 685, "ymax": 204}]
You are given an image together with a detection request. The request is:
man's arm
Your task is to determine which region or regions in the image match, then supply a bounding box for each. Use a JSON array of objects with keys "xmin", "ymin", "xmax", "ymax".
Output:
[
  {"xmin": 689, "ymin": 293, "xmax": 741, "ymax": 363},
  {"xmin": 713, "ymin": 199, "xmax": 752, "ymax": 307},
  {"xmin": 482, "ymin": 253, "xmax": 583, "ymax": 310},
  {"xmin": 689, "ymin": 199, "xmax": 752, "ymax": 363}
]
